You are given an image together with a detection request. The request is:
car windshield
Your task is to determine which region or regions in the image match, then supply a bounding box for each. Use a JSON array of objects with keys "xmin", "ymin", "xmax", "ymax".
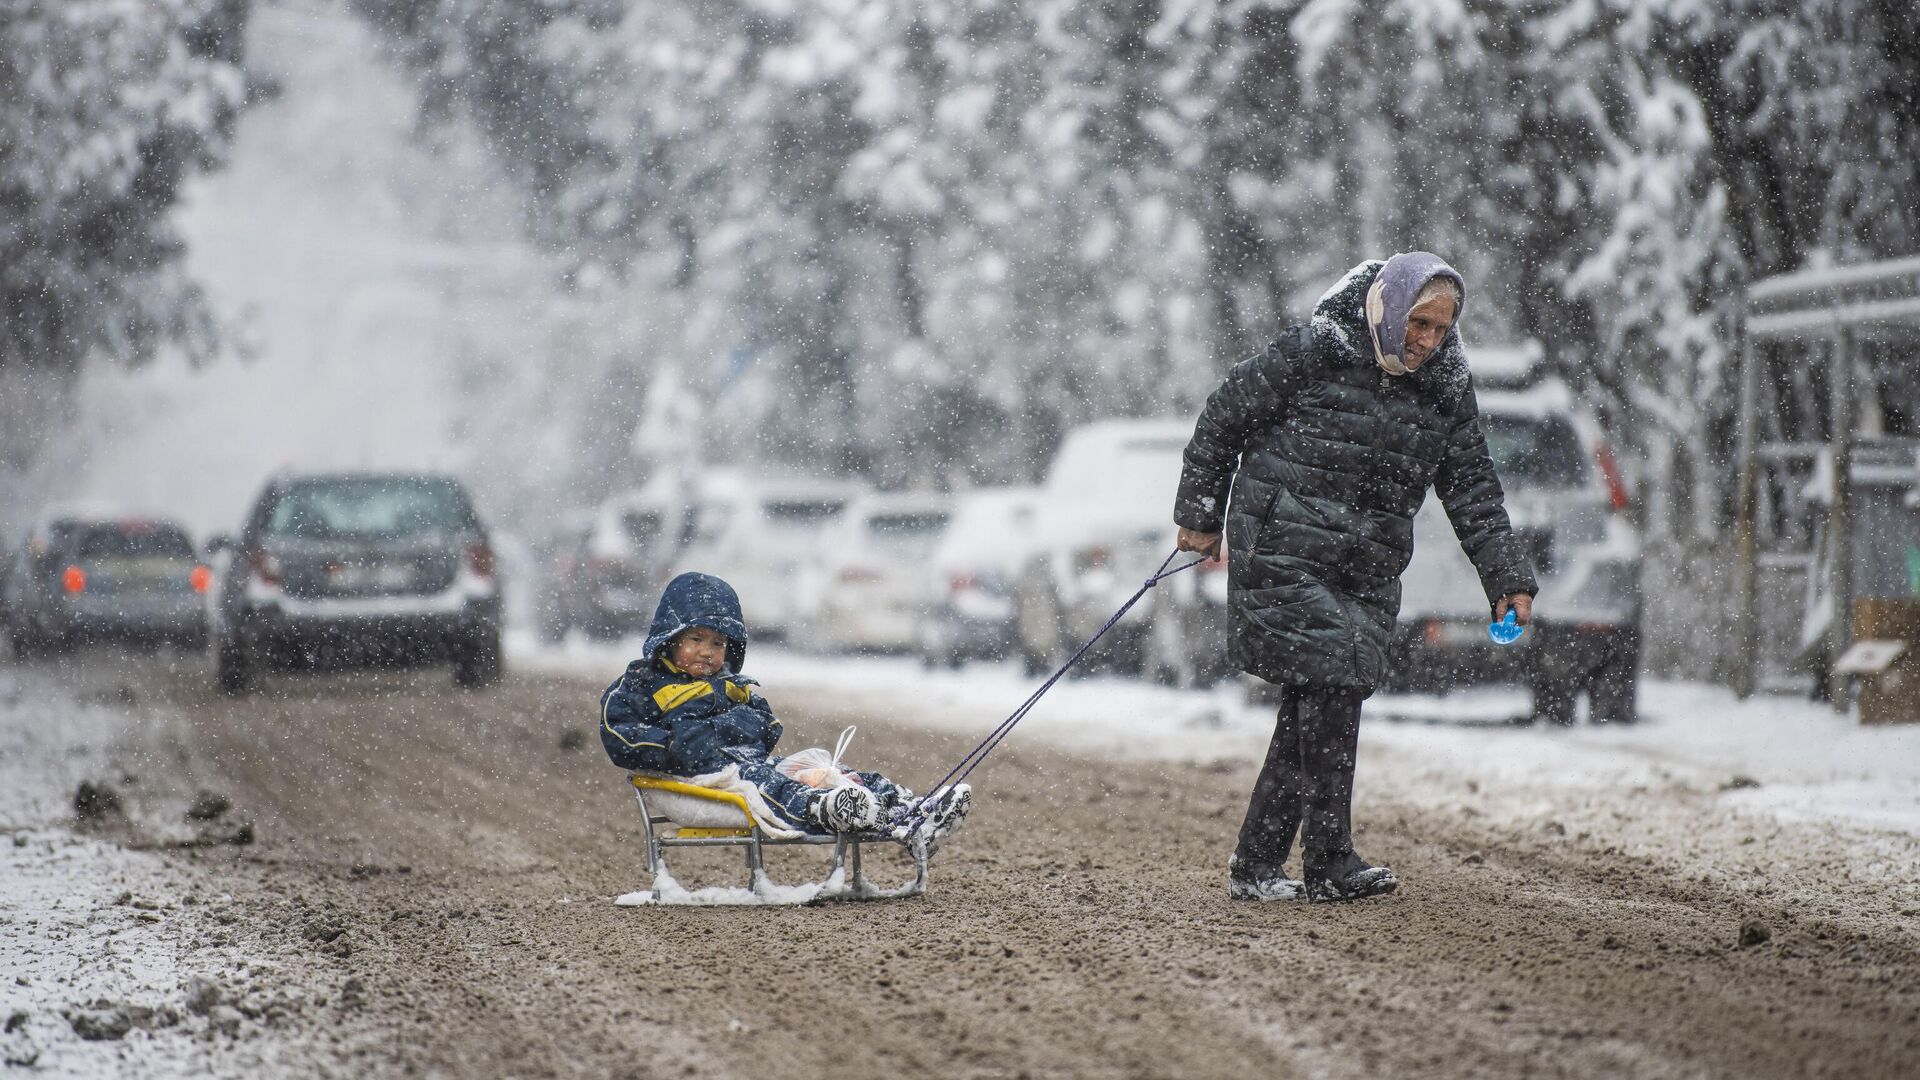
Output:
[
  {"xmin": 267, "ymin": 478, "xmax": 477, "ymax": 539},
  {"xmin": 763, "ymin": 499, "xmax": 844, "ymax": 531},
  {"xmin": 865, "ymin": 511, "xmax": 950, "ymax": 558},
  {"xmin": 1484, "ymin": 415, "xmax": 1589, "ymax": 488},
  {"xmin": 76, "ymin": 524, "xmax": 195, "ymax": 560}
]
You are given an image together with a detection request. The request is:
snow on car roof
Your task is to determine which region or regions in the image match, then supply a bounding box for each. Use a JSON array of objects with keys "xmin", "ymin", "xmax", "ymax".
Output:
[
  {"xmin": 934, "ymin": 486, "xmax": 1041, "ymax": 571},
  {"xmin": 1476, "ymin": 377, "xmax": 1575, "ymax": 419},
  {"xmin": 1046, "ymin": 418, "xmax": 1193, "ymax": 483},
  {"xmin": 1464, "ymin": 340, "xmax": 1544, "ymax": 388},
  {"xmin": 1042, "ymin": 418, "xmax": 1192, "ymax": 541}
]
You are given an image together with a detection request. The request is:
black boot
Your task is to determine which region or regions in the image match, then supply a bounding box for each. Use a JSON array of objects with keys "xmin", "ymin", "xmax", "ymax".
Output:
[
  {"xmin": 1303, "ymin": 850, "xmax": 1397, "ymax": 903},
  {"xmin": 1227, "ymin": 853, "xmax": 1303, "ymax": 902}
]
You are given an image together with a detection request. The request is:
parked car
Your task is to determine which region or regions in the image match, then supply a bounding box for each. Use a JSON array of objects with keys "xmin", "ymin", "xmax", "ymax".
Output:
[
  {"xmin": 1384, "ymin": 345, "xmax": 1642, "ymax": 724},
  {"xmin": 4, "ymin": 514, "xmax": 210, "ymax": 654},
  {"xmin": 918, "ymin": 487, "xmax": 1041, "ymax": 668},
  {"xmin": 806, "ymin": 493, "xmax": 952, "ymax": 654},
  {"xmin": 669, "ymin": 471, "xmax": 867, "ymax": 640},
  {"xmin": 209, "ymin": 472, "xmax": 503, "ymax": 693},
  {"xmin": 529, "ymin": 512, "xmax": 595, "ymax": 643},
  {"xmin": 540, "ymin": 479, "xmax": 693, "ymax": 642},
  {"xmin": 1012, "ymin": 419, "xmax": 1193, "ymax": 675}
]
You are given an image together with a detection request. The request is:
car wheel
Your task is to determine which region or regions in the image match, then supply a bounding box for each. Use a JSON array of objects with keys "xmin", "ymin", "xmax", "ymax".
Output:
[
  {"xmin": 452, "ymin": 626, "xmax": 503, "ymax": 689},
  {"xmin": 917, "ymin": 622, "xmax": 945, "ymax": 670},
  {"xmin": 1530, "ymin": 675, "xmax": 1577, "ymax": 727},
  {"xmin": 215, "ymin": 634, "xmax": 255, "ymax": 696},
  {"xmin": 1589, "ymin": 633, "xmax": 1639, "ymax": 725}
]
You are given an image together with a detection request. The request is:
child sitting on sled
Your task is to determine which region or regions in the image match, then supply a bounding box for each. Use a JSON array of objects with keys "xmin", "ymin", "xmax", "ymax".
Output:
[{"xmin": 598, "ymin": 572, "xmax": 970, "ymax": 847}]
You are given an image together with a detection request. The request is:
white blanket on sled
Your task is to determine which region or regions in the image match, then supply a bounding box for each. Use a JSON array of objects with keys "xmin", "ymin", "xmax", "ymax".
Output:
[{"xmin": 637, "ymin": 766, "xmax": 807, "ymax": 841}]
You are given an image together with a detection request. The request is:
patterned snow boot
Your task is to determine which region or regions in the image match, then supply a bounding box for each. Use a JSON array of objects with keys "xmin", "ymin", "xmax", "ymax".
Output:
[
  {"xmin": 810, "ymin": 785, "xmax": 883, "ymax": 834},
  {"xmin": 892, "ymin": 783, "xmax": 971, "ymax": 855}
]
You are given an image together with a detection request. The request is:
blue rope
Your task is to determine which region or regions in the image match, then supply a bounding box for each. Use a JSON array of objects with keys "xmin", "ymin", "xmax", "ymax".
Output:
[{"xmin": 901, "ymin": 548, "xmax": 1208, "ymax": 827}]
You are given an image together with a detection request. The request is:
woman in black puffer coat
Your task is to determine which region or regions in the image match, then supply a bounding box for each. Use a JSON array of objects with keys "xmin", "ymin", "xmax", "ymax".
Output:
[{"xmin": 1173, "ymin": 252, "xmax": 1536, "ymax": 902}]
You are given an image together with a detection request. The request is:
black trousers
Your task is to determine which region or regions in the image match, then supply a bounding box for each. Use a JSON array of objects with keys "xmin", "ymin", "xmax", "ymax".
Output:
[{"xmin": 1234, "ymin": 683, "xmax": 1365, "ymax": 868}]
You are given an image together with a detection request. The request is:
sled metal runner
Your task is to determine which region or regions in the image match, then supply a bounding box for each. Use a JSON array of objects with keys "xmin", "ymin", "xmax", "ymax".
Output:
[{"xmin": 620, "ymin": 774, "xmax": 928, "ymax": 906}]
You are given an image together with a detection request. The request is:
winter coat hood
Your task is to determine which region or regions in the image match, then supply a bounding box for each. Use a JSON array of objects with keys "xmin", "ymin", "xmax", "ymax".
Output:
[{"xmin": 642, "ymin": 572, "xmax": 749, "ymax": 673}]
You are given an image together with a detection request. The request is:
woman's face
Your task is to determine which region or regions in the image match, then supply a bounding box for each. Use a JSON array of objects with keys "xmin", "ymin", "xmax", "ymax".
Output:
[{"xmin": 1403, "ymin": 293, "xmax": 1457, "ymax": 370}]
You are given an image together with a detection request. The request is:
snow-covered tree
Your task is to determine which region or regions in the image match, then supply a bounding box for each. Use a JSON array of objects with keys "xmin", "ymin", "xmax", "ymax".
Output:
[{"xmin": 0, "ymin": 0, "xmax": 252, "ymax": 377}]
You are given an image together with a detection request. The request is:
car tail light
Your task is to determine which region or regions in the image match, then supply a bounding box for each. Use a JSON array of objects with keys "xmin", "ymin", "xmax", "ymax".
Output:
[
  {"xmin": 839, "ymin": 566, "xmax": 882, "ymax": 584},
  {"xmin": 63, "ymin": 566, "xmax": 86, "ymax": 594},
  {"xmin": 1595, "ymin": 443, "xmax": 1629, "ymax": 512},
  {"xmin": 467, "ymin": 542, "xmax": 496, "ymax": 578},
  {"xmin": 190, "ymin": 565, "xmax": 212, "ymax": 593},
  {"xmin": 948, "ymin": 573, "xmax": 978, "ymax": 594},
  {"xmin": 249, "ymin": 550, "xmax": 282, "ymax": 587},
  {"xmin": 1425, "ymin": 619, "xmax": 1444, "ymax": 647}
]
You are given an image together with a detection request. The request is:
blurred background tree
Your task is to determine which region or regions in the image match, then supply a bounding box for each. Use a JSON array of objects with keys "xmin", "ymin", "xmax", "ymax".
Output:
[{"xmin": 0, "ymin": 0, "xmax": 254, "ymax": 469}]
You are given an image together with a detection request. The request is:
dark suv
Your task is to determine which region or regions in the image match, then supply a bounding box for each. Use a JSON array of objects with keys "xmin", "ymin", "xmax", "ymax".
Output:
[{"xmin": 210, "ymin": 473, "xmax": 502, "ymax": 693}]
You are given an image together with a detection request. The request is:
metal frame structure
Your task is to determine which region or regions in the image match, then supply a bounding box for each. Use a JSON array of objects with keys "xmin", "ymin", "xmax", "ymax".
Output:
[
  {"xmin": 1732, "ymin": 255, "xmax": 1920, "ymax": 706},
  {"xmin": 623, "ymin": 774, "xmax": 928, "ymax": 905}
]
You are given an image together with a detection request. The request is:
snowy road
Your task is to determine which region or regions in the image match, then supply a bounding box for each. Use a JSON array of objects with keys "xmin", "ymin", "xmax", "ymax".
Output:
[{"xmin": 2, "ymin": 647, "xmax": 1917, "ymax": 1078}]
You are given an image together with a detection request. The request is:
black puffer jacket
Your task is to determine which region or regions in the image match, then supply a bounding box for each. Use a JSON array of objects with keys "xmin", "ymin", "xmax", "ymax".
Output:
[{"xmin": 1173, "ymin": 261, "xmax": 1537, "ymax": 692}]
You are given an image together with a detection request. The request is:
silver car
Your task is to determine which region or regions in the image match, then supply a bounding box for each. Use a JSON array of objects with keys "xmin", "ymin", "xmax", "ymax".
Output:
[{"xmin": 4, "ymin": 516, "xmax": 209, "ymax": 654}]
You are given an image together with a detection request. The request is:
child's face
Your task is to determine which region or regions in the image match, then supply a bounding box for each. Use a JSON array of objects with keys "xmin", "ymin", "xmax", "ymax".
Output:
[{"xmin": 667, "ymin": 626, "xmax": 729, "ymax": 677}]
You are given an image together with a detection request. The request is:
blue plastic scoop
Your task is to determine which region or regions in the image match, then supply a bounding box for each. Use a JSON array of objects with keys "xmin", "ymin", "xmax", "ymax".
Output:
[{"xmin": 1488, "ymin": 608, "xmax": 1525, "ymax": 645}]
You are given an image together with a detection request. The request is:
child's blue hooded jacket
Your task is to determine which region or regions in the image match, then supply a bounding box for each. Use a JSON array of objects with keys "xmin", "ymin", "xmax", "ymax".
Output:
[{"xmin": 598, "ymin": 572, "xmax": 783, "ymax": 774}]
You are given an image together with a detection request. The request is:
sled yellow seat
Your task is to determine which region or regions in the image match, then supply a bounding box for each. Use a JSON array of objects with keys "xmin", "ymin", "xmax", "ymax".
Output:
[{"xmin": 628, "ymin": 775, "xmax": 754, "ymax": 838}]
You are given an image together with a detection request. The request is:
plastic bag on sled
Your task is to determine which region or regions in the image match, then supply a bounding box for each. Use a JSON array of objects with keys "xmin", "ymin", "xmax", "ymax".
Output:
[{"xmin": 775, "ymin": 725, "xmax": 863, "ymax": 790}]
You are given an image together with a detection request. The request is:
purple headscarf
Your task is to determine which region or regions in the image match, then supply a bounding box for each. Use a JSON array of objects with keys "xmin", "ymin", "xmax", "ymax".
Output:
[{"xmin": 1364, "ymin": 251, "xmax": 1465, "ymax": 375}]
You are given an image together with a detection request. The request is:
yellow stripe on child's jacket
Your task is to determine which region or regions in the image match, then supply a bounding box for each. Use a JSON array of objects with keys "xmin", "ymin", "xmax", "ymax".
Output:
[
  {"xmin": 652, "ymin": 678, "xmax": 754, "ymax": 713},
  {"xmin": 652, "ymin": 681, "xmax": 715, "ymax": 712}
]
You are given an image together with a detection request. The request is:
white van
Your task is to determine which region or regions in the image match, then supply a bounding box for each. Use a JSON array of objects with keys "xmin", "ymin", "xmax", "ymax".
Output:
[{"xmin": 1011, "ymin": 419, "xmax": 1192, "ymax": 674}]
